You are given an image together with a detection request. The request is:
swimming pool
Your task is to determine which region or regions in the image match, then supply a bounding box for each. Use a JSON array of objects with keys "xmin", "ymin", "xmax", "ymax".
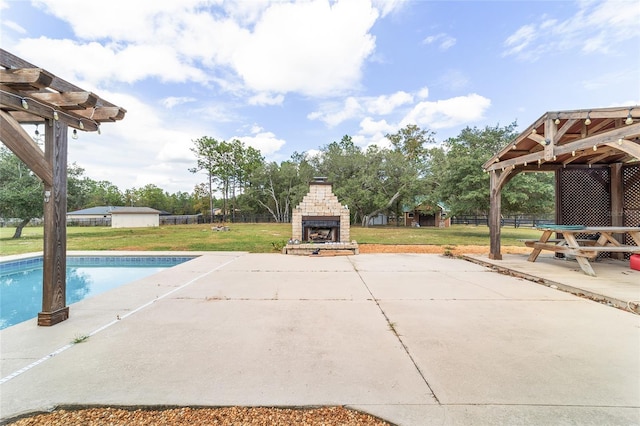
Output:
[{"xmin": 0, "ymin": 255, "xmax": 195, "ymax": 329}]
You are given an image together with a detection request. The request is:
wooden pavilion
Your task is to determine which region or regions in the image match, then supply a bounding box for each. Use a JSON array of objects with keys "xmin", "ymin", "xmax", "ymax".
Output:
[
  {"xmin": 0, "ymin": 49, "xmax": 126, "ymax": 326},
  {"xmin": 483, "ymin": 106, "xmax": 640, "ymax": 261}
]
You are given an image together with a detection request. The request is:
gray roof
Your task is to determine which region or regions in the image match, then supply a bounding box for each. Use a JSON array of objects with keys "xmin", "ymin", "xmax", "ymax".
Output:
[
  {"xmin": 67, "ymin": 206, "xmax": 160, "ymax": 215},
  {"xmin": 110, "ymin": 207, "xmax": 161, "ymax": 215},
  {"xmin": 67, "ymin": 206, "xmax": 117, "ymax": 215}
]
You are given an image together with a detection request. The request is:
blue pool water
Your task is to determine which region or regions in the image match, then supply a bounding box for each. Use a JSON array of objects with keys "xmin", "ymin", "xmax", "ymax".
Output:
[{"xmin": 0, "ymin": 256, "xmax": 194, "ymax": 329}]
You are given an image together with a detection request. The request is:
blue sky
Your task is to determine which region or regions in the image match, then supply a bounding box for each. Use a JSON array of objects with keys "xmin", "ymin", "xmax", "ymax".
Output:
[{"xmin": 1, "ymin": 0, "xmax": 639, "ymax": 193}]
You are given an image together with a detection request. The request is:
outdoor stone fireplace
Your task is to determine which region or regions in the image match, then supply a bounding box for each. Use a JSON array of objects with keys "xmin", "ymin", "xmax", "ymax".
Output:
[{"xmin": 284, "ymin": 177, "xmax": 358, "ymax": 255}]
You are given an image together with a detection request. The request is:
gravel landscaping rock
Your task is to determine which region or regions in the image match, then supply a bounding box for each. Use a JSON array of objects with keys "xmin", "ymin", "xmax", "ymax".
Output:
[{"xmin": 8, "ymin": 406, "xmax": 392, "ymax": 425}]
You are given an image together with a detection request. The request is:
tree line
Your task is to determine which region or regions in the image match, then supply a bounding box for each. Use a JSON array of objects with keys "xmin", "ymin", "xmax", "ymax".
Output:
[{"xmin": 1, "ymin": 122, "xmax": 554, "ymax": 237}]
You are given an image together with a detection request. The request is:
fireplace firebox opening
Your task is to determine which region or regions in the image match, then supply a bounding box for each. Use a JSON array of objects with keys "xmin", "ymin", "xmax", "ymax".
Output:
[{"xmin": 302, "ymin": 216, "xmax": 340, "ymax": 242}]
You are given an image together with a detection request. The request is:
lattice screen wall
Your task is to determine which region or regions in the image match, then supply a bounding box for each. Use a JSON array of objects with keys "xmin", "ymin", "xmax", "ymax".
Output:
[
  {"xmin": 558, "ymin": 167, "xmax": 611, "ymax": 227},
  {"xmin": 558, "ymin": 165, "xmax": 639, "ymax": 260},
  {"xmin": 623, "ymin": 165, "xmax": 640, "ymax": 249}
]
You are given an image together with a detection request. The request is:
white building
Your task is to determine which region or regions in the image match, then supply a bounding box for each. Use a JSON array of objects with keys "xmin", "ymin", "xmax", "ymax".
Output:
[
  {"xmin": 110, "ymin": 207, "xmax": 160, "ymax": 228},
  {"xmin": 67, "ymin": 206, "xmax": 161, "ymax": 228}
]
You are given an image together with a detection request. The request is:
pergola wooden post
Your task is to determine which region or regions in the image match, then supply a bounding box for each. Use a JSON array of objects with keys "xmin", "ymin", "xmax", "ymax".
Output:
[
  {"xmin": 39, "ymin": 119, "xmax": 69, "ymax": 325},
  {"xmin": 610, "ymin": 162, "xmax": 624, "ymax": 259},
  {"xmin": 483, "ymin": 107, "xmax": 639, "ymax": 260},
  {"xmin": 488, "ymin": 168, "xmax": 516, "ymax": 260},
  {"xmin": 1, "ymin": 49, "xmax": 125, "ymax": 326}
]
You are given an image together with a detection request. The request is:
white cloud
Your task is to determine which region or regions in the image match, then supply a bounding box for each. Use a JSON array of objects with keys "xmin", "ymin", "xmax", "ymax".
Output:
[
  {"xmin": 2, "ymin": 19, "xmax": 26, "ymax": 34},
  {"xmin": 503, "ymin": 24, "xmax": 536, "ymax": 57},
  {"xmin": 248, "ymin": 92, "xmax": 285, "ymax": 106},
  {"xmin": 230, "ymin": 0, "xmax": 378, "ymax": 96},
  {"xmin": 234, "ymin": 130, "xmax": 286, "ymax": 157},
  {"xmin": 359, "ymin": 117, "xmax": 394, "ymax": 135},
  {"xmin": 371, "ymin": 0, "xmax": 408, "ymax": 17},
  {"xmin": 32, "ymin": 0, "xmax": 205, "ymax": 42},
  {"xmin": 307, "ymin": 89, "xmax": 492, "ymax": 133},
  {"xmin": 161, "ymin": 96, "xmax": 196, "ymax": 109},
  {"xmin": 348, "ymin": 93, "xmax": 491, "ymax": 150},
  {"xmin": 438, "ymin": 70, "xmax": 469, "ymax": 91},
  {"xmin": 308, "ymin": 97, "xmax": 363, "ymax": 127},
  {"xmin": 503, "ymin": 0, "xmax": 640, "ymax": 61},
  {"xmin": 309, "ymin": 90, "xmax": 416, "ymax": 127},
  {"xmin": 365, "ymin": 91, "xmax": 413, "ymax": 115},
  {"xmin": 423, "ymin": 33, "xmax": 456, "ymax": 51},
  {"xmin": 17, "ymin": 0, "xmax": 389, "ymax": 99},
  {"xmin": 400, "ymin": 93, "xmax": 491, "ymax": 129},
  {"xmin": 13, "ymin": 38, "xmax": 208, "ymax": 86}
]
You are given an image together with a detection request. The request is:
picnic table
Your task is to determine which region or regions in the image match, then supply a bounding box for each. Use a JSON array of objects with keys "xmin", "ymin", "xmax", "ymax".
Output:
[{"xmin": 524, "ymin": 225, "xmax": 640, "ymax": 276}]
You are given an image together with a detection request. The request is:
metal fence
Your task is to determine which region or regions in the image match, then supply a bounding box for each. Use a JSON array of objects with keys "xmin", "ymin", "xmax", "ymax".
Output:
[
  {"xmin": 67, "ymin": 214, "xmax": 284, "ymax": 226},
  {"xmin": 160, "ymin": 215, "xmax": 203, "ymax": 225},
  {"xmin": 451, "ymin": 214, "xmax": 555, "ymax": 228},
  {"xmin": 67, "ymin": 218, "xmax": 111, "ymax": 227},
  {"xmin": 5, "ymin": 213, "xmax": 557, "ymax": 228}
]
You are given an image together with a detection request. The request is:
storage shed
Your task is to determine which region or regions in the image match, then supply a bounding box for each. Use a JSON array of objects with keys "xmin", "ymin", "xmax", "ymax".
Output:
[
  {"xmin": 405, "ymin": 202, "xmax": 450, "ymax": 228},
  {"xmin": 110, "ymin": 207, "xmax": 160, "ymax": 228}
]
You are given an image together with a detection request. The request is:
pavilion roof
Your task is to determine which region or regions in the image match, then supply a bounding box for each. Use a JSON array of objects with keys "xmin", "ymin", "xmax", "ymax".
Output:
[{"xmin": 483, "ymin": 106, "xmax": 640, "ymax": 173}]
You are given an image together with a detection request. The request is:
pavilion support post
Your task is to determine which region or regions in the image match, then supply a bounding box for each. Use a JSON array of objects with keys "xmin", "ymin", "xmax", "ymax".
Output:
[
  {"xmin": 610, "ymin": 163, "xmax": 624, "ymax": 260},
  {"xmin": 489, "ymin": 168, "xmax": 518, "ymax": 260},
  {"xmin": 489, "ymin": 170, "xmax": 503, "ymax": 260},
  {"xmin": 38, "ymin": 119, "xmax": 69, "ymax": 326}
]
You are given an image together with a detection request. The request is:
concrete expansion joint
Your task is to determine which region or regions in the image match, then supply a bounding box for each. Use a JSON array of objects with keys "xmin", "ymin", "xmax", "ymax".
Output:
[{"xmin": 347, "ymin": 257, "xmax": 442, "ymax": 405}]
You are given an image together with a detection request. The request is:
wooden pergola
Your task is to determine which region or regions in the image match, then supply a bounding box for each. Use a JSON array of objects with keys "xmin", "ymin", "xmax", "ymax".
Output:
[
  {"xmin": 483, "ymin": 106, "xmax": 640, "ymax": 260},
  {"xmin": 0, "ymin": 49, "xmax": 126, "ymax": 326}
]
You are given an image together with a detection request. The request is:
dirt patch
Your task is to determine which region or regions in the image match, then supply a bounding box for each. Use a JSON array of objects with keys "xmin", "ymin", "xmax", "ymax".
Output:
[{"xmin": 358, "ymin": 244, "xmax": 531, "ymax": 256}]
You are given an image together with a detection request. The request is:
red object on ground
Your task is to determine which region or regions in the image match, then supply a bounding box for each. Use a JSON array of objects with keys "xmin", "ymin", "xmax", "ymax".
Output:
[{"xmin": 631, "ymin": 254, "xmax": 640, "ymax": 271}]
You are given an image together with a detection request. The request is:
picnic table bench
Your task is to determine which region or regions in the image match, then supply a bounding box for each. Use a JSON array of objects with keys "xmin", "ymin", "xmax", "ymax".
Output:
[{"xmin": 525, "ymin": 225, "xmax": 640, "ymax": 276}]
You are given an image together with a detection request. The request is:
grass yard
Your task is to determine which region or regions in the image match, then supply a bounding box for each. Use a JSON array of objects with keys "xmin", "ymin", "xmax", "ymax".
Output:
[{"xmin": 0, "ymin": 223, "xmax": 542, "ymax": 257}]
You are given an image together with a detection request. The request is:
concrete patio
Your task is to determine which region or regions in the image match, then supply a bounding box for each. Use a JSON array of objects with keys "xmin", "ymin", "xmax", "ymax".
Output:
[
  {"xmin": 464, "ymin": 252, "xmax": 640, "ymax": 313},
  {"xmin": 1, "ymin": 252, "xmax": 639, "ymax": 425}
]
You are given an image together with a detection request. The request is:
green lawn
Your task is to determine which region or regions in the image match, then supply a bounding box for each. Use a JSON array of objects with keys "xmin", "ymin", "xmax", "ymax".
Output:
[{"xmin": 0, "ymin": 223, "xmax": 542, "ymax": 257}]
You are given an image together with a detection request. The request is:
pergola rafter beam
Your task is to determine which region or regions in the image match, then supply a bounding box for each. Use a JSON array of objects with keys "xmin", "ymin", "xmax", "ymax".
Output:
[
  {"xmin": 0, "ymin": 68, "xmax": 54, "ymax": 90},
  {"xmin": 0, "ymin": 86, "xmax": 103, "ymax": 131},
  {"xmin": 30, "ymin": 91, "xmax": 98, "ymax": 110}
]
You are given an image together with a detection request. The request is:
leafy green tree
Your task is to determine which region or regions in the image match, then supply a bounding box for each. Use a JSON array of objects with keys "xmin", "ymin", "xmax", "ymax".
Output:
[
  {"xmin": 434, "ymin": 124, "xmax": 517, "ymax": 216},
  {"xmin": 167, "ymin": 191, "xmax": 196, "ymax": 215},
  {"xmin": 247, "ymin": 153, "xmax": 316, "ymax": 222},
  {"xmin": 66, "ymin": 165, "xmax": 124, "ymax": 210},
  {"xmin": 190, "ymin": 136, "xmax": 224, "ymax": 221},
  {"xmin": 191, "ymin": 183, "xmax": 213, "ymax": 215},
  {"xmin": 0, "ymin": 145, "xmax": 43, "ymax": 238},
  {"xmin": 309, "ymin": 127, "xmax": 436, "ymax": 226},
  {"xmin": 311, "ymin": 135, "xmax": 370, "ymax": 224},
  {"xmin": 66, "ymin": 163, "xmax": 89, "ymax": 211},
  {"xmin": 133, "ymin": 184, "xmax": 169, "ymax": 211},
  {"xmin": 190, "ymin": 137, "xmax": 264, "ymax": 222},
  {"xmin": 86, "ymin": 180, "xmax": 124, "ymax": 207},
  {"xmin": 229, "ymin": 139, "xmax": 264, "ymax": 220},
  {"xmin": 434, "ymin": 122, "xmax": 554, "ymax": 216},
  {"xmin": 502, "ymin": 172, "xmax": 555, "ymax": 215},
  {"xmin": 376, "ymin": 125, "xmax": 437, "ymax": 225}
]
